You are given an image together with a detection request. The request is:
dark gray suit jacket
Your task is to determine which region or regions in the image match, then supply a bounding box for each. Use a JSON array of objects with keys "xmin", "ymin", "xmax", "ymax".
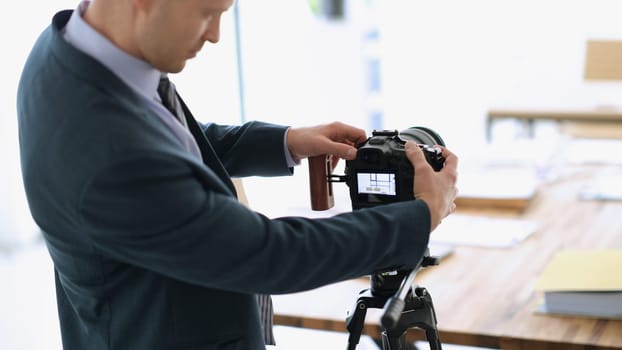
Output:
[{"xmin": 16, "ymin": 10, "xmax": 432, "ymax": 350}]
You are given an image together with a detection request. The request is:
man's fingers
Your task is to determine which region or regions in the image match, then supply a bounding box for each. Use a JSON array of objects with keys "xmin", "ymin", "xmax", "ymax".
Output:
[
  {"xmin": 437, "ymin": 145, "xmax": 458, "ymax": 172},
  {"xmin": 404, "ymin": 141, "xmax": 427, "ymax": 167},
  {"xmin": 328, "ymin": 122, "xmax": 367, "ymax": 145},
  {"xmin": 332, "ymin": 143, "xmax": 357, "ymax": 160}
]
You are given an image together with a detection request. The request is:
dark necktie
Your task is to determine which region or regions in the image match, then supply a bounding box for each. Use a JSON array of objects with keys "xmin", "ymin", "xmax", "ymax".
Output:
[
  {"xmin": 257, "ymin": 294, "xmax": 276, "ymax": 345},
  {"xmin": 157, "ymin": 75, "xmax": 187, "ymax": 127},
  {"xmin": 156, "ymin": 74, "xmax": 234, "ymax": 192}
]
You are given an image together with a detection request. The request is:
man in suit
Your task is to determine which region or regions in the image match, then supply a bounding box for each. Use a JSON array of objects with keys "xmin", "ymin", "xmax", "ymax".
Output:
[{"xmin": 16, "ymin": 0, "xmax": 458, "ymax": 349}]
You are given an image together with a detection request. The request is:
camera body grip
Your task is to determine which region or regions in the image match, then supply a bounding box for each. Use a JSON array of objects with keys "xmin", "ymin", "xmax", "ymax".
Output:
[{"xmin": 308, "ymin": 155, "xmax": 335, "ymax": 211}]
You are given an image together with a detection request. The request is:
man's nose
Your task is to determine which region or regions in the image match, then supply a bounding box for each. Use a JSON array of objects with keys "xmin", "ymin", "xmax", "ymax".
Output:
[{"xmin": 203, "ymin": 16, "xmax": 221, "ymax": 44}]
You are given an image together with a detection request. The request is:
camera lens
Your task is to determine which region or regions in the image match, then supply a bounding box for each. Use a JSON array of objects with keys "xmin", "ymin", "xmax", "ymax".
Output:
[{"xmin": 399, "ymin": 127, "xmax": 445, "ymax": 147}]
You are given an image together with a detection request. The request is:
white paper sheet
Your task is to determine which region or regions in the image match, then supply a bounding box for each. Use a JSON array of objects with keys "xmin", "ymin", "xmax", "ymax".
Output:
[{"xmin": 430, "ymin": 214, "xmax": 539, "ymax": 248}]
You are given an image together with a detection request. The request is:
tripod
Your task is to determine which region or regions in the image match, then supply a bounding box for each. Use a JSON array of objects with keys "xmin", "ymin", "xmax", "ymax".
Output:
[{"xmin": 345, "ymin": 253, "xmax": 442, "ymax": 350}]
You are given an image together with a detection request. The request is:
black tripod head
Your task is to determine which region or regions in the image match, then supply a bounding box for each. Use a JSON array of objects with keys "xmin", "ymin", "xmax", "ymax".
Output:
[
  {"xmin": 370, "ymin": 254, "xmax": 440, "ymax": 298},
  {"xmin": 346, "ymin": 250, "xmax": 443, "ymax": 350}
]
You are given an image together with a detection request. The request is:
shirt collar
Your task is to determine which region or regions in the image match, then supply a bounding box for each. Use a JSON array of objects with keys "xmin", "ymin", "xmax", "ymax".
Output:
[{"xmin": 63, "ymin": 1, "xmax": 162, "ymax": 102}]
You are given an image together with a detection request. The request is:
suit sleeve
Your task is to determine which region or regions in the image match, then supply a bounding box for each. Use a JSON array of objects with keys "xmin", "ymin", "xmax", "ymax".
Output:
[
  {"xmin": 199, "ymin": 121, "xmax": 293, "ymax": 177},
  {"xmin": 78, "ymin": 151, "xmax": 431, "ymax": 295}
]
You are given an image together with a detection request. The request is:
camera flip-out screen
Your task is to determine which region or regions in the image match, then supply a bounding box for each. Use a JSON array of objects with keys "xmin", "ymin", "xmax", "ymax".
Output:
[{"xmin": 356, "ymin": 172, "xmax": 396, "ymax": 196}]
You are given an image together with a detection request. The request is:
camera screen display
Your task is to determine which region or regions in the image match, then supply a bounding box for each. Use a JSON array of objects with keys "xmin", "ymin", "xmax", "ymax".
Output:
[{"xmin": 357, "ymin": 172, "xmax": 396, "ymax": 196}]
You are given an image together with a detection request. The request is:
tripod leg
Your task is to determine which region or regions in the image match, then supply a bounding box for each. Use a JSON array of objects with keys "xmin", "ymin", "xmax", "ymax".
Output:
[
  {"xmin": 381, "ymin": 331, "xmax": 421, "ymax": 350},
  {"xmin": 382, "ymin": 287, "xmax": 443, "ymax": 350},
  {"xmin": 381, "ymin": 331, "xmax": 407, "ymax": 350},
  {"xmin": 425, "ymin": 329, "xmax": 442, "ymax": 350},
  {"xmin": 346, "ymin": 300, "xmax": 368, "ymax": 350}
]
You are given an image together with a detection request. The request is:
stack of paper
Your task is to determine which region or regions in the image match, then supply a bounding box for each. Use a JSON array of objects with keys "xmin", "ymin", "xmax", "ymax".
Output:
[
  {"xmin": 579, "ymin": 173, "xmax": 622, "ymax": 201},
  {"xmin": 562, "ymin": 139, "xmax": 622, "ymax": 165},
  {"xmin": 535, "ymin": 250, "xmax": 622, "ymax": 318},
  {"xmin": 455, "ymin": 166, "xmax": 540, "ymax": 211},
  {"xmin": 430, "ymin": 214, "xmax": 539, "ymax": 248}
]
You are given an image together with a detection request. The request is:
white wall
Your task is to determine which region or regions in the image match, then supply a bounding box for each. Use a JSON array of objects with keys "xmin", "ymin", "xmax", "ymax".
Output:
[
  {"xmin": 378, "ymin": 0, "xmax": 622, "ymax": 150},
  {"xmin": 235, "ymin": 0, "xmax": 622, "ymax": 213},
  {"xmin": 237, "ymin": 0, "xmax": 369, "ymax": 128}
]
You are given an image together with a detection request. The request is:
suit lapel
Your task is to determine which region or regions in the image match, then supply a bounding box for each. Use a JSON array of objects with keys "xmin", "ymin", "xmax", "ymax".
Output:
[{"xmin": 176, "ymin": 93, "xmax": 237, "ymax": 197}]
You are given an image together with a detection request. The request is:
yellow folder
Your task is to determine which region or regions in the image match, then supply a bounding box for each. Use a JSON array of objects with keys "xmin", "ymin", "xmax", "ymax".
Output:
[{"xmin": 535, "ymin": 250, "xmax": 622, "ymax": 292}]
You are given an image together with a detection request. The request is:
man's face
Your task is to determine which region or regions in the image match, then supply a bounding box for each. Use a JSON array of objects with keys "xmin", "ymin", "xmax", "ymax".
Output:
[{"xmin": 135, "ymin": 0, "xmax": 234, "ymax": 73}]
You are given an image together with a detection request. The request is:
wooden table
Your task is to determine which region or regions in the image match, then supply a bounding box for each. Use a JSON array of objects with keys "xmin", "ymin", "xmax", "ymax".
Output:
[
  {"xmin": 486, "ymin": 108, "xmax": 622, "ymax": 141},
  {"xmin": 272, "ymin": 165, "xmax": 622, "ymax": 349}
]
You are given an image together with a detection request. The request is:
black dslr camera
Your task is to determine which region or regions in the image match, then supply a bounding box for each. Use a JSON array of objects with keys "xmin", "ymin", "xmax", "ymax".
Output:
[
  {"xmin": 308, "ymin": 126, "xmax": 445, "ymax": 211},
  {"xmin": 344, "ymin": 127, "xmax": 445, "ymax": 210}
]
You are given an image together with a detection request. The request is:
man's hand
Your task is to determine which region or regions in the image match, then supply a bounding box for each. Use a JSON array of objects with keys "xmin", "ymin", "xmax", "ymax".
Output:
[
  {"xmin": 286, "ymin": 122, "xmax": 367, "ymax": 165},
  {"xmin": 405, "ymin": 141, "xmax": 458, "ymax": 232}
]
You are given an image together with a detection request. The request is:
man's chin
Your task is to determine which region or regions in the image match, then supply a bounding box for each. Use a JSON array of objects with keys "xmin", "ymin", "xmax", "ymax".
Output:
[{"xmin": 159, "ymin": 61, "xmax": 187, "ymax": 74}]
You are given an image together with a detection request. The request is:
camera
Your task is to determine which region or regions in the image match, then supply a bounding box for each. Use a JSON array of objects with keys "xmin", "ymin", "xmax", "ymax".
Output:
[
  {"xmin": 308, "ymin": 126, "xmax": 445, "ymax": 211},
  {"xmin": 307, "ymin": 128, "xmax": 447, "ymax": 346},
  {"xmin": 344, "ymin": 127, "xmax": 445, "ymax": 210}
]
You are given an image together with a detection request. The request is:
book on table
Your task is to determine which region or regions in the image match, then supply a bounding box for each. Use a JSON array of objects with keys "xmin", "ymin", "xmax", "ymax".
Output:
[
  {"xmin": 534, "ymin": 249, "xmax": 622, "ymax": 318},
  {"xmin": 455, "ymin": 166, "xmax": 539, "ymax": 212}
]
